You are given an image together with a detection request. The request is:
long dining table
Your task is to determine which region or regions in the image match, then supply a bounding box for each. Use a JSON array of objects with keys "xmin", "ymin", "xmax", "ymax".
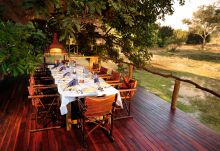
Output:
[{"xmin": 48, "ymin": 63, "xmax": 122, "ymax": 130}]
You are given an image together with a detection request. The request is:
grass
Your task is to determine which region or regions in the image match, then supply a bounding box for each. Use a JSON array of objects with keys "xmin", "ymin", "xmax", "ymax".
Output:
[
  {"xmin": 191, "ymin": 96, "xmax": 220, "ymax": 132},
  {"xmin": 156, "ymin": 50, "xmax": 220, "ymax": 64},
  {"xmin": 133, "ymin": 70, "xmax": 173, "ymax": 101}
]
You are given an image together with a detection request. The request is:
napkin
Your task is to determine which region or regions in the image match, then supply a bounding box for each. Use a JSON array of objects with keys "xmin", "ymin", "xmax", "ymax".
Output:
[
  {"xmin": 59, "ymin": 66, "xmax": 66, "ymax": 71},
  {"xmin": 63, "ymin": 72, "xmax": 70, "ymax": 78},
  {"xmin": 67, "ymin": 79, "xmax": 78, "ymax": 87},
  {"xmin": 52, "ymin": 64, "xmax": 59, "ymax": 69},
  {"xmin": 94, "ymin": 77, "xmax": 99, "ymax": 83},
  {"xmin": 52, "ymin": 63, "xmax": 63, "ymax": 69},
  {"xmin": 93, "ymin": 74, "xmax": 99, "ymax": 83}
]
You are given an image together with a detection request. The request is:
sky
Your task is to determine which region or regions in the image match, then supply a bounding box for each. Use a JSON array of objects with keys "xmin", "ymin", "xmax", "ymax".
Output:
[{"xmin": 159, "ymin": 0, "xmax": 219, "ymax": 30}]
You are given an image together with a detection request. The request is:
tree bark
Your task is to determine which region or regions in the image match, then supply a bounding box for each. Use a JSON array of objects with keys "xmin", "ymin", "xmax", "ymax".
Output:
[{"xmin": 201, "ymin": 36, "xmax": 206, "ymax": 50}]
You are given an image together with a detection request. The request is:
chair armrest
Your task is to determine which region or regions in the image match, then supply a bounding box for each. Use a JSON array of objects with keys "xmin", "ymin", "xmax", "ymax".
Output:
[
  {"xmin": 38, "ymin": 77, "xmax": 54, "ymax": 80},
  {"xmin": 105, "ymin": 80, "xmax": 120, "ymax": 84},
  {"xmin": 100, "ymin": 75, "xmax": 111, "ymax": 79},
  {"xmin": 91, "ymin": 69, "xmax": 99, "ymax": 72},
  {"xmin": 108, "ymin": 82, "xmax": 122, "ymax": 87},
  {"xmin": 28, "ymin": 94, "xmax": 60, "ymax": 99},
  {"xmin": 32, "ymin": 84, "xmax": 57, "ymax": 89},
  {"xmin": 118, "ymin": 88, "xmax": 136, "ymax": 92},
  {"xmin": 97, "ymin": 74, "xmax": 109, "ymax": 77}
]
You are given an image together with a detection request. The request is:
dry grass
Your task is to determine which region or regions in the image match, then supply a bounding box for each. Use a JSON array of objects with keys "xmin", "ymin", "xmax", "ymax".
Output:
[
  {"xmin": 150, "ymin": 44, "xmax": 220, "ymax": 80},
  {"xmin": 151, "ymin": 55, "xmax": 220, "ymax": 80}
]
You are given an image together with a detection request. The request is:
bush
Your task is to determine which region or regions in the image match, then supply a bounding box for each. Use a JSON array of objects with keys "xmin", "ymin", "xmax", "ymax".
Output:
[{"xmin": 186, "ymin": 33, "xmax": 211, "ymax": 44}]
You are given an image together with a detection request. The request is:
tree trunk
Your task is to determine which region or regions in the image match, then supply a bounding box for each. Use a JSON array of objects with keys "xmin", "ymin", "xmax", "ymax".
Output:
[
  {"xmin": 0, "ymin": 73, "xmax": 4, "ymax": 80},
  {"xmin": 201, "ymin": 37, "xmax": 206, "ymax": 50}
]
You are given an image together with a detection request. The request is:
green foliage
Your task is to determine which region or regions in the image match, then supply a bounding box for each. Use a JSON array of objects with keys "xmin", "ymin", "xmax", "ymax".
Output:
[
  {"xmin": 173, "ymin": 29, "xmax": 187, "ymax": 44},
  {"xmin": 0, "ymin": 21, "xmax": 45, "ymax": 77},
  {"xmin": 158, "ymin": 26, "xmax": 174, "ymax": 47},
  {"xmin": 22, "ymin": 0, "xmax": 61, "ymax": 17},
  {"xmin": 183, "ymin": 5, "xmax": 220, "ymax": 49},
  {"xmin": 0, "ymin": 0, "xmax": 187, "ymax": 69},
  {"xmin": 166, "ymin": 29, "xmax": 187, "ymax": 52},
  {"xmin": 186, "ymin": 33, "xmax": 211, "ymax": 45},
  {"xmin": 19, "ymin": 0, "xmax": 185, "ymax": 66},
  {"xmin": 128, "ymin": 47, "xmax": 153, "ymax": 68},
  {"xmin": 0, "ymin": 5, "xmax": 5, "ymax": 19}
]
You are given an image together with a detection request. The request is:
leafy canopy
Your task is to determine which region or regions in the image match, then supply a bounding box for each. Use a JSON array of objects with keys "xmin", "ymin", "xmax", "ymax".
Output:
[
  {"xmin": 0, "ymin": 21, "xmax": 46, "ymax": 76},
  {"xmin": 21, "ymin": 0, "xmax": 185, "ymax": 67}
]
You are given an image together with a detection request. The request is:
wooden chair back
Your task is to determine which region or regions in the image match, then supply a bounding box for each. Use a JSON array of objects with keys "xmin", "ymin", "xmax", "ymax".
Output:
[
  {"xmin": 129, "ymin": 79, "xmax": 137, "ymax": 97},
  {"xmin": 99, "ymin": 66, "xmax": 108, "ymax": 74},
  {"xmin": 93, "ymin": 63, "xmax": 99, "ymax": 70},
  {"xmin": 119, "ymin": 79, "xmax": 137, "ymax": 99},
  {"xmin": 84, "ymin": 94, "xmax": 117, "ymax": 117},
  {"xmin": 111, "ymin": 71, "xmax": 121, "ymax": 81},
  {"xmin": 28, "ymin": 86, "xmax": 45, "ymax": 108}
]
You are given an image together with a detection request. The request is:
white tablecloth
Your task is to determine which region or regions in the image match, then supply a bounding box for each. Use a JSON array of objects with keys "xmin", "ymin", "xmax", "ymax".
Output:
[{"xmin": 49, "ymin": 65, "xmax": 122, "ymax": 115}]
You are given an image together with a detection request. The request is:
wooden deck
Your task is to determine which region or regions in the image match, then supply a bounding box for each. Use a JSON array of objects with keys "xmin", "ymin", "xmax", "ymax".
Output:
[{"xmin": 0, "ymin": 77, "xmax": 220, "ymax": 151}]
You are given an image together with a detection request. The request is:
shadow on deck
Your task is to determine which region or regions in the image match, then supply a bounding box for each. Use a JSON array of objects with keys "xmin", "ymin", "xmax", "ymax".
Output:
[{"xmin": 0, "ymin": 77, "xmax": 220, "ymax": 151}]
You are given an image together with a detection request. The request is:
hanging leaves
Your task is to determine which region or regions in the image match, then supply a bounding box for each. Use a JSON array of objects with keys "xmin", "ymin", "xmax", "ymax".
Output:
[{"xmin": 0, "ymin": 21, "xmax": 45, "ymax": 77}]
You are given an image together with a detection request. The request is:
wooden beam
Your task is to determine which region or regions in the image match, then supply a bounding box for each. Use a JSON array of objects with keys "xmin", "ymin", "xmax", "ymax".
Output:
[
  {"xmin": 171, "ymin": 80, "xmax": 180, "ymax": 111},
  {"xmin": 129, "ymin": 64, "xmax": 133, "ymax": 79}
]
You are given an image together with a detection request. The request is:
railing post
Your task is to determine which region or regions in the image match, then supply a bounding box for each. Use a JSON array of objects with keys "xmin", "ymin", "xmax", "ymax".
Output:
[
  {"xmin": 171, "ymin": 80, "xmax": 180, "ymax": 111},
  {"xmin": 89, "ymin": 56, "xmax": 98, "ymax": 69},
  {"xmin": 89, "ymin": 57, "xmax": 94, "ymax": 69},
  {"xmin": 129, "ymin": 64, "xmax": 133, "ymax": 79}
]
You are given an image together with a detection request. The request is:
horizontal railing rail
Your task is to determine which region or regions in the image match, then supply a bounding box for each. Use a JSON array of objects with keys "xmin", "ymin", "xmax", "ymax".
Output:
[
  {"xmin": 63, "ymin": 55, "xmax": 220, "ymax": 111},
  {"xmin": 99, "ymin": 56, "xmax": 220, "ymax": 111}
]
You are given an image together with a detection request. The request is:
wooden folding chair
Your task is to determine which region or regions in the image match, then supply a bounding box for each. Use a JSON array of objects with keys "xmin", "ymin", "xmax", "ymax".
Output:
[
  {"xmin": 77, "ymin": 94, "xmax": 117, "ymax": 147},
  {"xmin": 96, "ymin": 66, "xmax": 108, "ymax": 76},
  {"xmin": 113, "ymin": 77, "xmax": 137, "ymax": 120},
  {"xmin": 91, "ymin": 63, "xmax": 100, "ymax": 73},
  {"xmin": 101, "ymin": 70, "xmax": 121, "ymax": 84},
  {"xmin": 28, "ymin": 86, "xmax": 61, "ymax": 132},
  {"xmin": 29, "ymin": 74, "xmax": 56, "ymax": 90}
]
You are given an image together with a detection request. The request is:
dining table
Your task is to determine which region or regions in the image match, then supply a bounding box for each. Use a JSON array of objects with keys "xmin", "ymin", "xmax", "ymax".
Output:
[{"xmin": 48, "ymin": 63, "xmax": 122, "ymax": 131}]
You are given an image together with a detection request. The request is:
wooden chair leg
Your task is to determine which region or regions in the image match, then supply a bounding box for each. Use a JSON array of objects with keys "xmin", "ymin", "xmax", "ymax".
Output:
[
  {"xmin": 128, "ymin": 101, "xmax": 131, "ymax": 116},
  {"xmin": 114, "ymin": 100, "xmax": 133, "ymax": 120},
  {"xmin": 109, "ymin": 114, "xmax": 114, "ymax": 142},
  {"xmin": 30, "ymin": 99, "xmax": 62, "ymax": 133},
  {"xmin": 82, "ymin": 117, "xmax": 88, "ymax": 148}
]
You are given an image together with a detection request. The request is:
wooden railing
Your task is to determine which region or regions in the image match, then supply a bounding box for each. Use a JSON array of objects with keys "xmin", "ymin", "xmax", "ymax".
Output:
[{"xmin": 99, "ymin": 56, "xmax": 220, "ymax": 111}]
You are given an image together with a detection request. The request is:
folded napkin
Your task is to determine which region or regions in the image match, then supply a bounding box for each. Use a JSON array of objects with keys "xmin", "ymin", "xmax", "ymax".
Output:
[
  {"xmin": 94, "ymin": 77, "xmax": 99, "ymax": 83},
  {"xmin": 52, "ymin": 64, "xmax": 59, "ymax": 69},
  {"xmin": 67, "ymin": 79, "xmax": 78, "ymax": 87},
  {"xmin": 52, "ymin": 63, "xmax": 63, "ymax": 69},
  {"xmin": 63, "ymin": 72, "xmax": 70, "ymax": 78},
  {"xmin": 93, "ymin": 74, "xmax": 99, "ymax": 83},
  {"xmin": 59, "ymin": 66, "xmax": 66, "ymax": 71}
]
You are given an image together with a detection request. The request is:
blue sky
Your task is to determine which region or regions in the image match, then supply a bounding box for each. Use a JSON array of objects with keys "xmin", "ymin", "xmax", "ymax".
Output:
[{"xmin": 159, "ymin": 0, "xmax": 219, "ymax": 30}]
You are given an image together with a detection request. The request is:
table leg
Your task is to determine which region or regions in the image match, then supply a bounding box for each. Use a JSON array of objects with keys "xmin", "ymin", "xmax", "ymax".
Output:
[{"xmin": 66, "ymin": 103, "xmax": 72, "ymax": 131}]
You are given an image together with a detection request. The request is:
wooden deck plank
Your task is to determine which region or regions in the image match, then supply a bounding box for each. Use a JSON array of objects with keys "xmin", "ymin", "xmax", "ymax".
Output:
[{"xmin": 0, "ymin": 78, "xmax": 220, "ymax": 151}]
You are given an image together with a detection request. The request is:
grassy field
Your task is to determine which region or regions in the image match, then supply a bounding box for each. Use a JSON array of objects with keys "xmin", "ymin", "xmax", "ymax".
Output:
[{"xmin": 133, "ymin": 44, "xmax": 220, "ymax": 133}]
